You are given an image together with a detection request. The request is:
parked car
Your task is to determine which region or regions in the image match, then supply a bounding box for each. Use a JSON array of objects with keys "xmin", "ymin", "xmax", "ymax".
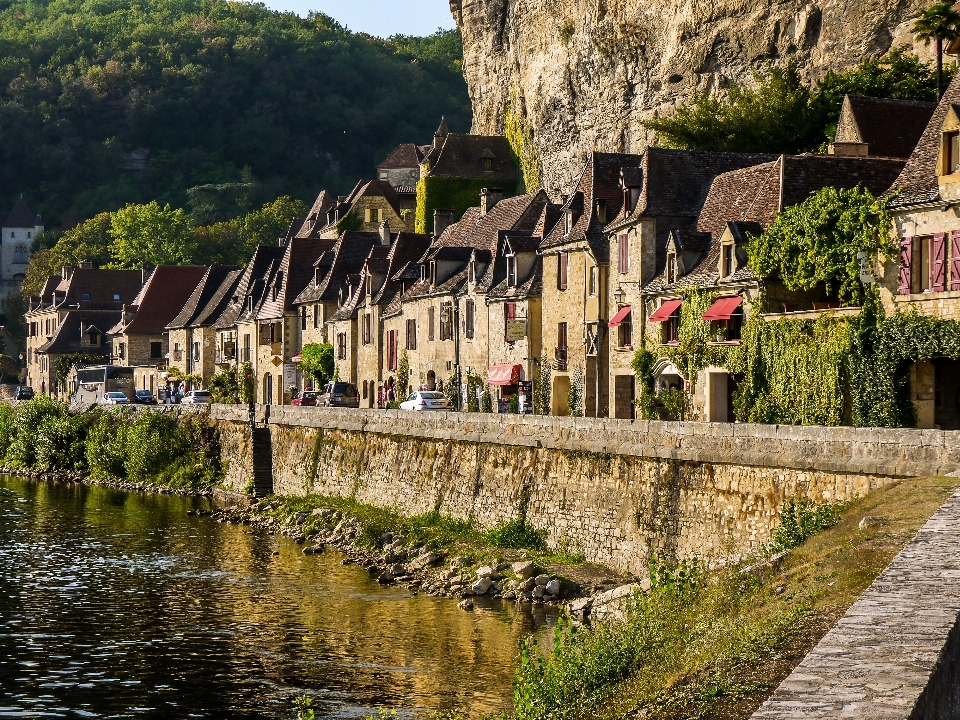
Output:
[
  {"xmin": 399, "ymin": 390, "xmax": 452, "ymax": 411},
  {"xmin": 133, "ymin": 390, "xmax": 158, "ymax": 405},
  {"xmin": 181, "ymin": 390, "xmax": 213, "ymax": 405},
  {"xmin": 13, "ymin": 386, "xmax": 33, "ymax": 401},
  {"xmin": 319, "ymin": 382, "xmax": 360, "ymax": 408},
  {"xmin": 291, "ymin": 390, "xmax": 319, "ymax": 406},
  {"xmin": 102, "ymin": 391, "xmax": 130, "ymax": 405}
]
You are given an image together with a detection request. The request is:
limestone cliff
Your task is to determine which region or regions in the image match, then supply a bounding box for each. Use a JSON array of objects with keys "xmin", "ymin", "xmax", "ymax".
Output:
[{"xmin": 451, "ymin": 0, "xmax": 932, "ymax": 199}]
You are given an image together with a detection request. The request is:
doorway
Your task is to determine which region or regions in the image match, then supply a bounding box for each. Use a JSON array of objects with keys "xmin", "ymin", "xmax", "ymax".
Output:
[
  {"xmin": 934, "ymin": 358, "xmax": 960, "ymax": 429},
  {"xmin": 614, "ymin": 375, "xmax": 635, "ymax": 419},
  {"xmin": 552, "ymin": 375, "xmax": 570, "ymax": 416},
  {"xmin": 264, "ymin": 373, "xmax": 273, "ymax": 405}
]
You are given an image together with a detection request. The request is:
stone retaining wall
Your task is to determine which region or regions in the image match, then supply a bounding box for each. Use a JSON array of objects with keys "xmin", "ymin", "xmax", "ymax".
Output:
[{"xmin": 207, "ymin": 405, "xmax": 955, "ymax": 574}]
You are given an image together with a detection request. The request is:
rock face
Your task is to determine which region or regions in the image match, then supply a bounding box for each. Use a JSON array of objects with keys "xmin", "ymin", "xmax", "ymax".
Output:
[{"xmin": 451, "ymin": 0, "xmax": 930, "ymax": 199}]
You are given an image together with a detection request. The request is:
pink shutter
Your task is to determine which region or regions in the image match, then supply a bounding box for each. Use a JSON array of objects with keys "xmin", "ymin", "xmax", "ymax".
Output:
[
  {"xmin": 898, "ymin": 237, "xmax": 913, "ymax": 295},
  {"xmin": 932, "ymin": 232, "xmax": 946, "ymax": 292},
  {"xmin": 952, "ymin": 231, "xmax": 960, "ymax": 291}
]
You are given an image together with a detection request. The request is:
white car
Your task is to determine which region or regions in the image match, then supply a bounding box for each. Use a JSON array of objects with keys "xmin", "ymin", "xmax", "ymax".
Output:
[
  {"xmin": 181, "ymin": 390, "xmax": 213, "ymax": 405},
  {"xmin": 101, "ymin": 392, "xmax": 129, "ymax": 405},
  {"xmin": 399, "ymin": 391, "xmax": 452, "ymax": 411}
]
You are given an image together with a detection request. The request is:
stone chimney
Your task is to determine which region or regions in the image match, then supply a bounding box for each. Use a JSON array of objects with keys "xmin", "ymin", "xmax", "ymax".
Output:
[
  {"xmin": 79, "ymin": 260, "xmax": 93, "ymax": 270},
  {"xmin": 378, "ymin": 220, "xmax": 391, "ymax": 246},
  {"xmin": 433, "ymin": 209, "xmax": 456, "ymax": 236},
  {"xmin": 433, "ymin": 116, "xmax": 449, "ymax": 150},
  {"xmin": 61, "ymin": 266, "xmax": 74, "ymax": 281},
  {"xmin": 480, "ymin": 188, "xmax": 504, "ymax": 217}
]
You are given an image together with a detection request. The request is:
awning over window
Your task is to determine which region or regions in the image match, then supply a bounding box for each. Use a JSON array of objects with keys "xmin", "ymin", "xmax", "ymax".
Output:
[
  {"xmin": 291, "ymin": 354, "xmax": 303, "ymax": 364},
  {"xmin": 488, "ymin": 364, "xmax": 522, "ymax": 385},
  {"xmin": 702, "ymin": 296, "xmax": 743, "ymax": 321},
  {"xmin": 608, "ymin": 305, "xmax": 632, "ymax": 327},
  {"xmin": 649, "ymin": 299, "xmax": 683, "ymax": 322}
]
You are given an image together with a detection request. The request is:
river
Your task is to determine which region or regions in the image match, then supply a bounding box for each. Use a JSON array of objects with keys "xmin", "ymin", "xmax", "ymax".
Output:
[{"xmin": 0, "ymin": 476, "xmax": 557, "ymax": 719}]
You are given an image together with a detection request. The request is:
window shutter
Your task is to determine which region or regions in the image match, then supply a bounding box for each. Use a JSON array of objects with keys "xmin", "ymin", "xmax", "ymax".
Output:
[
  {"xmin": 951, "ymin": 231, "xmax": 960, "ymax": 291},
  {"xmin": 932, "ymin": 232, "xmax": 946, "ymax": 292},
  {"xmin": 898, "ymin": 237, "xmax": 913, "ymax": 295},
  {"xmin": 619, "ymin": 234, "xmax": 629, "ymax": 274}
]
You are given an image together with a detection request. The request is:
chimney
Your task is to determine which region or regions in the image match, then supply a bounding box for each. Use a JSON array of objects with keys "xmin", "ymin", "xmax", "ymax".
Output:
[
  {"xmin": 61, "ymin": 266, "xmax": 74, "ymax": 281},
  {"xmin": 433, "ymin": 209, "xmax": 456, "ymax": 236},
  {"xmin": 480, "ymin": 188, "xmax": 504, "ymax": 217},
  {"xmin": 378, "ymin": 220, "xmax": 391, "ymax": 246},
  {"xmin": 79, "ymin": 260, "xmax": 93, "ymax": 270}
]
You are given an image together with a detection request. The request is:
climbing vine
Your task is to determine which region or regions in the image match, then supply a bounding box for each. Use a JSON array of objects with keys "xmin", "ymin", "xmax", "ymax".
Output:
[{"xmin": 505, "ymin": 90, "xmax": 541, "ymax": 193}]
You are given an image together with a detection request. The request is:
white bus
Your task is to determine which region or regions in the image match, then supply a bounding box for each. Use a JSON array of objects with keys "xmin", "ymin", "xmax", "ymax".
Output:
[{"xmin": 72, "ymin": 366, "xmax": 135, "ymax": 404}]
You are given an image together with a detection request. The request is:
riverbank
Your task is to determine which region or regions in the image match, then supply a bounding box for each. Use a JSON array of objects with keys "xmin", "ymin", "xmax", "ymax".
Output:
[
  {"xmin": 211, "ymin": 493, "xmax": 635, "ymax": 608},
  {"xmin": 0, "ymin": 465, "xmax": 213, "ymax": 496}
]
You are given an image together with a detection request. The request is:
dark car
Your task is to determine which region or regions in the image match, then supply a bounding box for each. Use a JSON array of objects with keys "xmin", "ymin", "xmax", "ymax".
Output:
[
  {"xmin": 13, "ymin": 386, "xmax": 33, "ymax": 401},
  {"xmin": 133, "ymin": 390, "xmax": 158, "ymax": 405},
  {"xmin": 291, "ymin": 390, "xmax": 319, "ymax": 406},
  {"xmin": 319, "ymin": 382, "xmax": 360, "ymax": 408}
]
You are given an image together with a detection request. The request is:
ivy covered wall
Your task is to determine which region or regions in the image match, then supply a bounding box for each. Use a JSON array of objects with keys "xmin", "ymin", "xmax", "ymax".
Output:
[{"xmin": 415, "ymin": 175, "xmax": 518, "ymax": 235}]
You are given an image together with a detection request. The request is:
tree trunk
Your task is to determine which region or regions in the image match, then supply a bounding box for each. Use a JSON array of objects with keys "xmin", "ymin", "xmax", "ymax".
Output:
[{"xmin": 938, "ymin": 37, "xmax": 944, "ymax": 99}]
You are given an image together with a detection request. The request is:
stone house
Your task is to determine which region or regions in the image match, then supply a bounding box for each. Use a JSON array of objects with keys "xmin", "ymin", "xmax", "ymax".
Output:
[
  {"xmin": 882, "ymin": 74, "xmax": 960, "ymax": 428},
  {"xmin": 0, "ymin": 197, "xmax": 42, "ymax": 314},
  {"xmin": 326, "ymin": 267, "xmax": 374, "ymax": 387},
  {"xmin": 253, "ymin": 237, "xmax": 327, "ymax": 405},
  {"xmin": 107, "ymin": 266, "xmax": 207, "ymax": 382},
  {"xmin": 377, "ymin": 142, "xmax": 427, "ymax": 189},
  {"xmin": 640, "ymin": 153, "xmax": 905, "ymax": 422},
  {"xmin": 24, "ymin": 266, "xmax": 144, "ymax": 395},
  {"xmin": 829, "ymin": 95, "xmax": 936, "ymax": 160},
  {"xmin": 211, "ymin": 245, "xmax": 286, "ymax": 382},
  {"xmin": 311, "ymin": 180, "xmax": 416, "ymax": 239},
  {"xmin": 165, "ymin": 265, "xmax": 242, "ymax": 388}
]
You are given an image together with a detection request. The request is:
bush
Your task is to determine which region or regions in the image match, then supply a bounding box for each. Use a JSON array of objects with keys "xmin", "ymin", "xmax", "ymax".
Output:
[
  {"xmin": 35, "ymin": 412, "xmax": 91, "ymax": 470},
  {"xmin": 6, "ymin": 396, "xmax": 68, "ymax": 468},
  {"xmin": 487, "ymin": 518, "xmax": 548, "ymax": 552},
  {"xmin": 86, "ymin": 412, "xmax": 128, "ymax": 479},
  {"xmin": 772, "ymin": 498, "xmax": 846, "ymax": 550}
]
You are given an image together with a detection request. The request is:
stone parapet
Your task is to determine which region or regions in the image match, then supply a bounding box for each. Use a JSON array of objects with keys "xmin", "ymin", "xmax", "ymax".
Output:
[
  {"xmin": 215, "ymin": 405, "xmax": 960, "ymax": 479},
  {"xmin": 751, "ymin": 489, "xmax": 960, "ymax": 719}
]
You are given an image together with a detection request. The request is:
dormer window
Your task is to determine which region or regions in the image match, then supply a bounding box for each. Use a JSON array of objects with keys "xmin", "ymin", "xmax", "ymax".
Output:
[
  {"xmin": 507, "ymin": 256, "xmax": 517, "ymax": 287},
  {"xmin": 247, "ymin": 295, "xmax": 254, "ymax": 312},
  {"xmin": 721, "ymin": 243, "xmax": 736, "ymax": 278},
  {"xmin": 595, "ymin": 199, "xmax": 607, "ymax": 223},
  {"xmin": 667, "ymin": 252, "xmax": 677, "ymax": 284},
  {"xmin": 315, "ymin": 268, "xmax": 322, "ymax": 286},
  {"xmin": 82, "ymin": 293, "xmax": 90, "ymax": 301},
  {"xmin": 86, "ymin": 329, "xmax": 100, "ymax": 347},
  {"xmin": 588, "ymin": 265, "xmax": 598, "ymax": 296},
  {"xmin": 483, "ymin": 158, "xmax": 494, "ymax": 172},
  {"xmin": 430, "ymin": 260, "xmax": 437, "ymax": 286},
  {"xmin": 469, "ymin": 260, "xmax": 476, "ymax": 284},
  {"xmin": 565, "ymin": 210, "xmax": 573, "ymax": 235},
  {"xmin": 948, "ymin": 131, "xmax": 960, "ymax": 175},
  {"xmin": 420, "ymin": 264, "xmax": 427, "ymax": 282},
  {"xmin": 113, "ymin": 293, "xmax": 120, "ymax": 301}
]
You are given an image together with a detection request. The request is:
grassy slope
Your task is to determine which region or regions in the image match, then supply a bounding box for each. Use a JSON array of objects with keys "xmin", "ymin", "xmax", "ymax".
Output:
[{"xmin": 602, "ymin": 476, "xmax": 960, "ymax": 720}]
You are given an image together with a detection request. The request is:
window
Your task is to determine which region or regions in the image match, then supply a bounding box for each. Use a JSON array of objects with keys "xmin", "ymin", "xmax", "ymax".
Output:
[
  {"xmin": 337, "ymin": 332, "xmax": 347, "ymax": 360},
  {"xmin": 556, "ymin": 322, "xmax": 568, "ymax": 371},
  {"xmin": 505, "ymin": 302, "xmax": 516, "ymax": 341},
  {"xmin": 618, "ymin": 310, "xmax": 632, "ymax": 348},
  {"xmin": 300, "ymin": 307, "xmax": 307, "ymax": 330},
  {"xmin": 150, "ymin": 342, "xmax": 162, "ymax": 359},
  {"xmin": 82, "ymin": 293, "xmax": 90, "ymax": 301},
  {"xmin": 483, "ymin": 158, "xmax": 494, "ymax": 172},
  {"xmin": 595, "ymin": 199, "xmax": 607, "ymax": 223},
  {"xmin": 13, "ymin": 244, "xmax": 27, "ymax": 264},
  {"xmin": 315, "ymin": 268, "xmax": 322, "ymax": 286},
  {"xmin": 387, "ymin": 330, "xmax": 398, "ymax": 371},
  {"xmin": 564, "ymin": 211, "xmax": 573, "ymax": 235},
  {"xmin": 86, "ymin": 329, "xmax": 100, "ymax": 347},
  {"xmin": 430, "ymin": 261, "xmax": 437, "ymax": 286},
  {"xmin": 664, "ymin": 309, "xmax": 681, "ymax": 345},
  {"xmin": 26, "ymin": 232, "xmax": 30, "ymax": 238},
  {"xmin": 440, "ymin": 302, "xmax": 453, "ymax": 341},
  {"xmin": 557, "ymin": 252, "xmax": 568, "ymax": 290},
  {"xmin": 947, "ymin": 131, "xmax": 960, "ymax": 175},
  {"xmin": 363, "ymin": 313, "xmax": 372, "ymax": 344},
  {"xmin": 721, "ymin": 244, "xmax": 735, "ymax": 278},
  {"xmin": 428, "ymin": 306, "xmax": 435, "ymax": 340},
  {"xmin": 618, "ymin": 234, "xmax": 629, "ymax": 274},
  {"xmin": 588, "ymin": 265, "xmax": 598, "ymax": 296},
  {"xmin": 667, "ymin": 253, "xmax": 677, "ymax": 284},
  {"xmin": 406, "ymin": 319, "xmax": 417, "ymax": 350},
  {"xmin": 113, "ymin": 294, "xmax": 120, "ymax": 301},
  {"xmin": 469, "ymin": 260, "xmax": 476, "ymax": 284},
  {"xmin": 118, "ymin": 342, "xmax": 126, "ymax": 360},
  {"xmin": 904, "ymin": 234, "xmax": 949, "ymax": 294},
  {"xmin": 365, "ymin": 208, "xmax": 374, "ymax": 223},
  {"xmin": 193, "ymin": 342, "xmax": 200, "ymax": 361},
  {"xmin": 507, "ymin": 256, "xmax": 517, "ymax": 287},
  {"xmin": 313, "ymin": 304, "xmax": 320, "ymax": 328},
  {"xmin": 465, "ymin": 299, "xmax": 475, "ymax": 339},
  {"xmin": 243, "ymin": 334, "xmax": 251, "ymax": 362}
]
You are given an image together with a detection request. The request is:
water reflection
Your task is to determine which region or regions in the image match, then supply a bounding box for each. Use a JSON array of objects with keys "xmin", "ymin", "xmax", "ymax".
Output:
[{"xmin": 0, "ymin": 477, "xmax": 557, "ymax": 719}]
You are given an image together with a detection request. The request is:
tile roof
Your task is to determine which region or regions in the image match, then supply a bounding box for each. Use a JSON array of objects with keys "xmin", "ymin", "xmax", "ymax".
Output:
[
  {"xmin": 840, "ymin": 96, "xmax": 936, "ymax": 159},
  {"xmin": 434, "ymin": 191, "xmax": 550, "ymax": 253},
  {"xmin": 888, "ymin": 73, "xmax": 960, "ymax": 208},
  {"xmin": 4, "ymin": 197, "xmax": 39, "ymax": 228},
  {"xmin": 294, "ymin": 232, "xmax": 381, "ymax": 305},
  {"xmin": 115, "ymin": 265, "xmax": 208, "ymax": 335},
  {"xmin": 258, "ymin": 237, "xmax": 328, "ymax": 320},
  {"xmin": 425, "ymin": 133, "xmax": 517, "ymax": 180},
  {"xmin": 542, "ymin": 152, "xmax": 645, "ymax": 261},
  {"xmin": 488, "ymin": 255, "xmax": 543, "ymax": 301},
  {"xmin": 377, "ymin": 143, "xmax": 425, "ymax": 169},
  {"xmin": 167, "ymin": 265, "xmax": 242, "ymax": 330},
  {"xmin": 212, "ymin": 245, "xmax": 286, "ymax": 330},
  {"xmin": 32, "ymin": 268, "xmax": 145, "ymax": 311},
  {"xmin": 37, "ymin": 310, "xmax": 119, "ymax": 356}
]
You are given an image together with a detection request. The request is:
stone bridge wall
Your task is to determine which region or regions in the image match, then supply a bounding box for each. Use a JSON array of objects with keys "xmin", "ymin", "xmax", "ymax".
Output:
[{"xmin": 207, "ymin": 406, "xmax": 960, "ymax": 574}]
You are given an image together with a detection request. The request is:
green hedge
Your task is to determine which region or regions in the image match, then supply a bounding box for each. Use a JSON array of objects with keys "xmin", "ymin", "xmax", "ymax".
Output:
[{"xmin": 415, "ymin": 175, "xmax": 518, "ymax": 234}]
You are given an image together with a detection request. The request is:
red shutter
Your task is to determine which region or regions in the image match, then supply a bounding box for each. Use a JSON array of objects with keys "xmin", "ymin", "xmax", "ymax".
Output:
[
  {"xmin": 618, "ymin": 234, "xmax": 628, "ymax": 274},
  {"xmin": 898, "ymin": 237, "xmax": 913, "ymax": 295},
  {"xmin": 952, "ymin": 231, "xmax": 960, "ymax": 291},
  {"xmin": 932, "ymin": 232, "xmax": 946, "ymax": 292}
]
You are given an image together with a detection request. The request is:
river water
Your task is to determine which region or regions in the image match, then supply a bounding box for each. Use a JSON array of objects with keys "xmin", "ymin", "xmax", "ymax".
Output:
[{"xmin": 0, "ymin": 476, "xmax": 557, "ymax": 719}]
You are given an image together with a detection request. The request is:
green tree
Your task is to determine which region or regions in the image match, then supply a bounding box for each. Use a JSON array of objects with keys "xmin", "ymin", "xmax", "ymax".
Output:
[
  {"xmin": 747, "ymin": 186, "xmax": 897, "ymax": 303},
  {"xmin": 21, "ymin": 213, "xmax": 114, "ymax": 296},
  {"xmin": 109, "ymin": 201, "xmax": 196, "ymax": 267},
  {"xmin": 192, "ymin": 196, "xmax": 308, "ymax": 265},
  {"xmin": 913, "ymin": 1, "xmax": 960, "ymax": 98},
  {"xmin": 300, "ymin": 343, "xmax": 334, "ymax": 387}
]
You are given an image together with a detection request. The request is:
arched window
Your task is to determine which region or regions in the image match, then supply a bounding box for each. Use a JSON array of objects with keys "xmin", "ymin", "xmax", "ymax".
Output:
[{"xmin": 13, "ymin": 244, "xmax": 27, "ymax": 264}]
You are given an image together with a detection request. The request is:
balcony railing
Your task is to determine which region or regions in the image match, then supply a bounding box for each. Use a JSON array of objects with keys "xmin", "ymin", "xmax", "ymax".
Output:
[{"xmin": 554, "ymin": 347, "xmax": 568, "ymax": 372}]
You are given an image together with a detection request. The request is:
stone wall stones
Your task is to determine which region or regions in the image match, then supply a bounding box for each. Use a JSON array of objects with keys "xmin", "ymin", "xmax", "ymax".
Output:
[{"xmin": 209, "ymin": 405, "xmax": 960, "ymax": 574}]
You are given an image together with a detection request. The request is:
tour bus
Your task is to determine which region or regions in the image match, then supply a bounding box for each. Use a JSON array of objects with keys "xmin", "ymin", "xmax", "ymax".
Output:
[{"xmin": 72, "ymin": 365, "xmax": 136, "ymax": 404}]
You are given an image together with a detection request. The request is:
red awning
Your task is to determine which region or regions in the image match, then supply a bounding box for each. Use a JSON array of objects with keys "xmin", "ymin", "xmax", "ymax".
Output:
[
  {"xmin": 649, "ymin": 299, "xmax": 683, "ymax": 322},
  {"xmin": 608, "ymin": 305, "xmax": 632, "ymax": 327},
  {"xmin": 291, "ymin": 354, "xmax": 303, "ymax": 364},
  {"xmin": 702, "ymin": 296, "xmax": 743, "ymax": 321},
  {"xmin": 488, "ymin": 364, "xmax": 522, "ymax": 385}
]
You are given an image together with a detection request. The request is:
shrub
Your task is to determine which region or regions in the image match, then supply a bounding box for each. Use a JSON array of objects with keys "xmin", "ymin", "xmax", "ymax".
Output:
[
  {"xmin": 35, "ymin": 412, "xmax": 91, "ymax": 470},
  {"xmin": 6, "ymin": 396, "xmax": 67, "ymax": 468},
  {"xmin": 772, "ymin": 497, "xmax": 846, "ymax": 550},
  {"xmin": 86, "ymin": 412, "xmax": 128, "ymax": 479},
  {"xmin": 487, "ymin": 518, "xmax": 548, "ymax": 551}
]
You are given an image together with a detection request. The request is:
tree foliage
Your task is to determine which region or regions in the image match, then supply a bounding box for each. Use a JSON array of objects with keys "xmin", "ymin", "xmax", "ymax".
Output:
[
  {"xmin": 747, "ymin": 186, "xmax": 897, "ymax": 303},
  {"xmin": 0, "ymin": 0, "xmax": 470, "ymax": 225},
  {"xmin": 300, "ymin": 343, "xmax": 334, "ymax": 387},
  {"xmin": 645, "ymin": 50, "xmax": 953, "ymax": 153},
  {"xmin": 109, "ymin": 201, "xmax": 196, "ymax": 267}
]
